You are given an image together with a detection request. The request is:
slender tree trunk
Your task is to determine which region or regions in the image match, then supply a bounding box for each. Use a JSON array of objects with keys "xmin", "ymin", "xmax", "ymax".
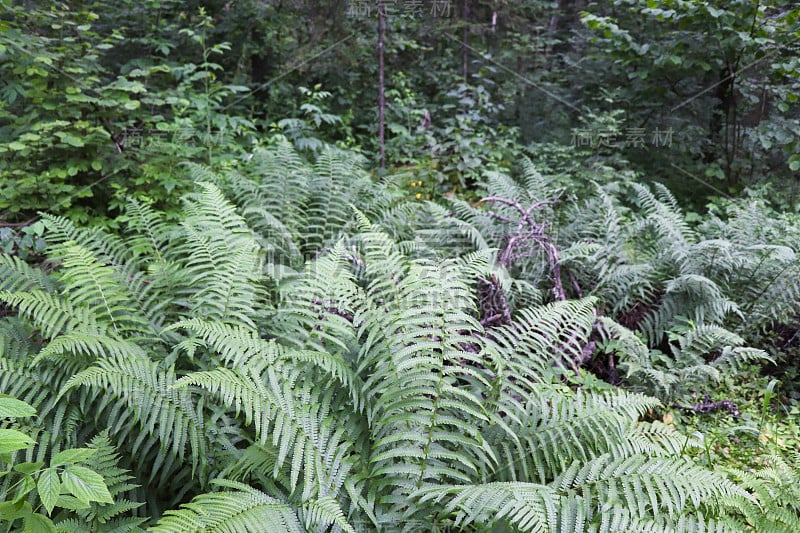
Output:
[
  {"xmin": 707, "ymin": 65, "xmax": 736, "ymax": 182},
  {"xmin": 377, "ymin": 0, "xmax": 386, "ymax": 168},
  {"xmin": 461, "ymin": 0, "xmax": 470, "ymax": 82}
]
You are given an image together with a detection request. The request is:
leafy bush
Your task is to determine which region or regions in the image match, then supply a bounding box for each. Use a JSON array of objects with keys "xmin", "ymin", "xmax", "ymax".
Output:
[
  {"xmin": 0, "ymin": 395, "xmax": 142, "ymax": 532},
  {"xmin": 0, "ymin": 4, "xmax": 255, "ymax": 224}
]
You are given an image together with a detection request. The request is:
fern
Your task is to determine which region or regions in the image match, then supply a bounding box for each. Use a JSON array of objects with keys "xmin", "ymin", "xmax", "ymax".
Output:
[
  {"xmin": 600, "ymin": 319, "xmax": 771, "ymax": 399},
  {"xmin": 416, "ymin": 482, "xmax": 558, "ymax": 532},
  {"xmin": 1, "ymin": 163, "xmax": 792, "ymax": 531},
  {"xmin": 150, "ymin": 480, "xmax": 305, "ymax": 533},
  {"xmin": 268, "ymin": 241, "xmax": 363, "ymax": 356},
  {"xmin": 0, "ymin": 252, "xmax": 61, "ymax": 293},
  {"xmin": 60, "ymin": 355, "xmax": 207, "ymax": 480},
  {"xmin": 40, "ymin": 213, "xmax": 138, "ymax": 279},
  {"xmin": 175, "ymin": 182, "xmax": 266, "ymax": 328},
  {"xmin": 53, "ymin": 432, "xmax": 149, "ymax": 532},
  {"xmin": 487, "ymin": 298, "xmax": 598, "ymax": 385},
  {"xmin": 725, "ymin": 452, "xmax": 800, "ymax": 532},
  {"xmin": 169, "ymin": 318, "xmax": 362, "ymax": 409},
  {"xmin": 176, "ymin": 366, "xmax": 355, "ymax": 501},
  {"xmin": 553, "ymin": 453, "xmax": 751, "ymax": 524},
  {"xmin": 0, "ymin": 289, "xmax": 96, "ymax": 340}
]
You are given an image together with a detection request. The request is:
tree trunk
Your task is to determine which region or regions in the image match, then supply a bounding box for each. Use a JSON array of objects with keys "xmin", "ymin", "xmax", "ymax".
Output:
[
  {"xmin": 377, "ymin": 0, "xmax": 385, "ymax": 168},
  {"xmin": 462, "ymin": 0, "xmax": 470, "ymax": 82},
  {"xmin": 707, "ymin": 65, "xmax": 737, "ymax": 186}
]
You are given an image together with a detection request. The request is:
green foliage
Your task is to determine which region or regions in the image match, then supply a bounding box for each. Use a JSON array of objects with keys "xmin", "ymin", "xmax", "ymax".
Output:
[
  {"xmin": 0, "ymin": 3, "xmax": 117, "ymax": 220},
  {"xmin": 580, "ymin": 0, "xmax": 800, "ymax": 193},
  {"xmin": 725, "ymin": 452, "xmax": 800, "ymax": 533},
  {"xmin": 151, "ymin": 480, "xmax": 306, "ymax": 533},
  {"xmin": 415, "ymin": 159, "xmax": 800, "ymax": 408},
  {"xmin": 2, "ymin": 1, "xmax": 800, "ymax": 530},
  {"xmin": 2, "ymin": 147, "xmax": 798, "ymax": 530},
  {"xmin": 272, "ymin": 85, "xmax": 352, "ymax": 154},
  {"xmin": 0, "ymin": 397, "xmax": 136, "ymax": 533},
  {"xmin": 3, "ymin": 0, "xmax": 800, "ymax": 227},
  {"xmin": 0, "ymin": 3, "xmax": 256, "ymax": 223},
  {"xmin": 0, "ymin": 221, "xmax": 47, "ymax": 260},
  {"xmin": 599, "ymin": 319, "xmax": 771, "ymax": 401}
]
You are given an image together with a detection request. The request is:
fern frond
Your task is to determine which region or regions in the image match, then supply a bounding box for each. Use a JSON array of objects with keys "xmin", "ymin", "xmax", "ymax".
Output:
[
  {"xmin": 520, "ymin": 156, "xmax": 563, "ymax": 202},
  {"xmin": 151, "ymin": 480, "xmax": 303, "ymax": 533},
  {"xmin": 270, "ymin": 242, "xmax": 362, "ymax": 355},
  {"xmin": 40, "ymin": 213, "xmax": 139, "ymax": 280},
  {"xmin": 33, "ymin": 331, "xmax": 147, "ymax": 365},
  {"xmin": 300, "ymin": 147, "xmax": 369, "ymax": 256},
  {"xmin": 56, "ymin": 243, "xmax": 151, "ymax": 335},
  {"xmin": 0, "ymin": 252, "xmax": 61, "ymax": 293},
  {"xmin": 301, "ymin": 495, "xmax": 357, "ymax": 533},
  {"xmin": 123, "ymin": 197, "xmax": 176, "ymax": 266},
  {"xmin": 233, "ymin": 142, "xmax": 311, "ymax": 237},
  {"xmin": 176, "ymin": 366, "xmax": 355, "ymax": 500},
  {"xmin": 0, "ymin": 289, "xmax": 100, "ymax": 339},
  {"xmin": 588, "ymin": 506, "xmax": 740, "ymax": 533},
  {"xmin": 358, "ymin": 247, "xmax": 495, "ymax": 511},
  {"xmin": 417, "ymin": 482, "xmax": 558, "ymax": 532},
  {"xmin": 555, "ymin": 453, "xmax": 751, "ymax": 520},
  {"xmin": 632, "ymin": 182, "xmax": 694, "ymax": 253},
  {"xmin": 488, "ymin": 298, "xmax": 598, "ymax": 388},
  {"xmin": 175, "ymin": 182, "xmax": 265, "ymax": 327},
  {"xmin": 490, "ymin": 388, "xmax": 660, "ymax": 483},
  {"xmin": 637, "ymin": 275, "xmax": 733, "ymax": 346},
  {"xmin": 725, "ymin": 453, "xmax": 800, "ymax": 532},
  {"xmin": 168, "ymin": 318, "xmax": 363, "ymax": 410},
  {"xmin": 60, "ymin": 355, "xmax": 207, "ymax": 477},
  {"xmin": 240, "ymin": 205, "xmax": 302, "ymax": 267},
  {"xmin": 0, "ymin": 336, "xmax": 76, "ymax": 422}
]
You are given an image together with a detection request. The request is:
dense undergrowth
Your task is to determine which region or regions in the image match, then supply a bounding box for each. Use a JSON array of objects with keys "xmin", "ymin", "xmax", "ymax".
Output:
[
  {"xmin": 1, "ymin": 141, "xmax": 800, "ymax": 532},
  {"xmin": 2, "ymin": 1, "xmax": 800, "ymax": 531}
]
